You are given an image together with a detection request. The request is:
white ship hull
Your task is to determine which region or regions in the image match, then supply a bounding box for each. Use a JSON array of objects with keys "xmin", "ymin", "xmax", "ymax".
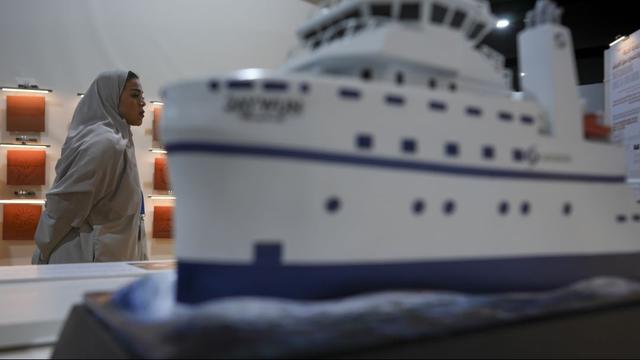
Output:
[{"xmin": 162, "ymin": 75, "xmax": 640, "ymax": 302}]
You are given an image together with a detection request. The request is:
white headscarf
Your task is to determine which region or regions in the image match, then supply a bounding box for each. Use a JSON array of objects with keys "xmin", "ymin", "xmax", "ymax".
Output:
[
  {"xmin": 33, "ymin": 70, "xmax": 147, "ymax": 264},
  {"xmin": 61, "ymin": 70, "xmax": 133, "ymax": 167}
]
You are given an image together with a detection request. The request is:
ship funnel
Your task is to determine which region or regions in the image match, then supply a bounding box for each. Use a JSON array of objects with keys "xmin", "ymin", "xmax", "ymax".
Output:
[{"xmin": 517, "ymin": 0, "xmax": 583, "ymax": 140}]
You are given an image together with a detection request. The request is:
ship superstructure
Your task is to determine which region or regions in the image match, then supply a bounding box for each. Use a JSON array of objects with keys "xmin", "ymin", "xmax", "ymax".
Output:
[{"xmin": 161, "ymin": 0, "xmax": 640, "ymax": 303}]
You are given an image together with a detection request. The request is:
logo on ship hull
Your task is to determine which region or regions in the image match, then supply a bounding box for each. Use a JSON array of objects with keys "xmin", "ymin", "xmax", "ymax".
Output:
[
  {"xmin": 225, "ymin": 96, "xmax": 304, "ymax": 122},
  {"xmin": 527, "ymin": 146, "xmax": 572, "ymax": 166}
]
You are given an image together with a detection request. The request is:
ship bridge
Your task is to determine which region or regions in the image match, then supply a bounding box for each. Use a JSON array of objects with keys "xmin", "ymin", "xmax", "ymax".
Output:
[{"xmin": 283, "ymin": 0, "xmax": 511, "ymax": 96}]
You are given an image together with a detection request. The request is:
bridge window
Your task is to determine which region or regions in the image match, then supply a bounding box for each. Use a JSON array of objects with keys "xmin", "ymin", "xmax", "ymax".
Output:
[
  {"xmin": 429, "ymin": 100, "xmax": 447, "ymax": 112},
  {"xmin": 399, "ymin": 2, "xmax": 421, "ymax": 21},
  {"xmin": 450, "ymin": 10, "xmax": 467, "ymax": 29},
  {"xmin": 521, "ymin": 115, "xmax": 535, "ymax": 125},
  {"xmin": 499, "ymin": 111, "xmax": 514, "ymax": 122},
  {"xmin": 385, "ymin": 94, "xmax": 405, "ymax": 106},
  {"xmin": 339, "ymin": 87, "xmax": 361, "ymax": 100},
  {"xmin": 431, "ymin": 3, "xmax": 447, "ymax": 24},
  {"xmin": 227, "ymin": 80, "xmax": 254, "ymax": 90},
  {"xmin": 263, "ymin": 81, "xmax": 288, "ymax": 92},
  {"xmin": 341, "ymin": 9, "xmax": 362, "ymax": 24},
  {"xmin": 466, "ymin": 106, "xmax": 482, "ymax": 117},
  {"xmin": 303, "ymin": 30, "xmax": 317, "ymax": 41},
  {"xmin": 371, "ymin": 3, "xmax": 392, "ymax": 18},
  {"xmin": 329, "ymin": 27, "xmax": 347, "ymax": 41},
  {"xmin": 467, "ymin": 22, "xmax": 486, "ymax": 40}
]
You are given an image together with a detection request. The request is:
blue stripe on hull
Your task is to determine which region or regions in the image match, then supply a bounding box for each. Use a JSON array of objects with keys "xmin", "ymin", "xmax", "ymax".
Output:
[
  {"xmin": 165, "ymin": 142, "xmax": 625, "ymax": 184},
  {"xmin": 177, "ymin": 253, "xmax": 640, "ymax": 303}
]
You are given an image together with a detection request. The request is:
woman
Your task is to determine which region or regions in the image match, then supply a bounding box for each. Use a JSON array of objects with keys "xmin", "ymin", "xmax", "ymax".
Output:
[{"xmin": 32, "ymin": 70, "xmax": 148, "ymax": 264}]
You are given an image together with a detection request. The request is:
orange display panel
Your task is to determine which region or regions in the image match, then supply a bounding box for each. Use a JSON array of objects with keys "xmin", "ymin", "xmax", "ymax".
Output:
[
  {"xmin": 7, "ymin": 150, "xmax": 46, "ymax": 185},
  {"xmin": 153, "ymin": 107, "xmax": 162, "ymax": 141},
  {"xmin": 2, "ymin": 204, "xmax": 42, "ymax": 240},
  {"xmin": 154, "ymin": 157, "xmax": 170, "ymax": 191},
  {"xmin": 6, "ymin": 95, "xmax": 46, "ymax": 132},
  {"xmin": 584, "ymin": 113, "xmax": 611, "ymax": 140},
  {"xmin": 153, "ymin": 206, "xmax": 174, "ymax": 239}
]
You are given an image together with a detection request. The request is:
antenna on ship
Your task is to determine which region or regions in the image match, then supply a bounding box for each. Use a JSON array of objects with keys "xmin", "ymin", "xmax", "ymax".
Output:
[{"xmin": 518, "ymin": 0, "xmax": 583, "ymax": 140}]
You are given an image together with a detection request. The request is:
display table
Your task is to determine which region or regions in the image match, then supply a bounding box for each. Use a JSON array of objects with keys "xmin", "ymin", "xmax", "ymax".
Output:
[
  {"xmin": 53, "ymin": 300, "xmax": 640, "ymax": 359},
  {"xmin": 50, "ymin": 275, "xmax": 640, "ymax": 358},
  {"xmin": 0, "ymin": 261, "xmax": 175, "ymax": 357}
]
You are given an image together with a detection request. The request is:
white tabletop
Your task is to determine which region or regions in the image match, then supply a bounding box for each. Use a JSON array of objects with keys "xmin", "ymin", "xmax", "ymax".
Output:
[{"xmin": 0, "ymin": 261, "xmax": 175, "ymax": 354}]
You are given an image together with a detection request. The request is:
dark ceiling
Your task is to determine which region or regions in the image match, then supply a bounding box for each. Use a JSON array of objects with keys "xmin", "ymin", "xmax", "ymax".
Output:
[{"xmin": 484, "ymin": 0, "xmax": 639, "ymax": 88}]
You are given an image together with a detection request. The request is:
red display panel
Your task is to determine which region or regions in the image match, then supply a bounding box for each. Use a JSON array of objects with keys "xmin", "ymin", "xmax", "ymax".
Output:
[
  {"xmin": 153, "ymin": 157, "xmax": 170, "ymax": 191},
  {"xmin": 153, "ymin": 206, "xmax": 173, "ymax": 239},
  {"xmin": 2, "ymin": 204, "xmax": 42, "ymax": 240},
  {"xmin": 7, "ymin": 150, "xmax": 46, "ymax": 185},
  {"xmin": 153, "ymin": 107, "xmax": 162, "ymax": 142},
  {"xmin": 6, "ymin": 95, "xmax": 45, "ymax": 132}
]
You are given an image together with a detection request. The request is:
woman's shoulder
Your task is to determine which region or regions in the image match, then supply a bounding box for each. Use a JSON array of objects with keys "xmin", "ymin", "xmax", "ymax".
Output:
[{"xmin": 77, "ymin": 125, "xmax": 128, "ymax": 159}]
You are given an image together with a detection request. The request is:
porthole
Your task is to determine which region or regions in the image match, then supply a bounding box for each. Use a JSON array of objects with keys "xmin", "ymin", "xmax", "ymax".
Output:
[
  {"xmin": 513, "ymin": 148, "xmax": 525, "ymax": 162},
  {"xmin": 563, "ymin": 203, "xmax": 572, "ymax": 216},
  {"xmin": 326, "ymin": 197, "xmax": 341, "ymax": 213},
  {"xmin": 443, "ymin": 200, "xmax": 456, "ymax": 215},
  {"xmin": 482, "ymin": 145, "xmax": 495, "ymax": 160},
  {"xmin": 498, "ymin": 201, "xmax": 509, "ymax": 216},
  {"xmin": 445, "ymin": 142, "xmax": 459, "ymax": 157},
  {"xmin": 356, "ymin": 133, "xmax": 373, "ymax": 150},
  {"xmin": 413, "ymin": 199, "xmax": 426, "ymax": 215},
  {"xmin": 402, "ymin": 138, "xmax": 417, "ymax": 154}
]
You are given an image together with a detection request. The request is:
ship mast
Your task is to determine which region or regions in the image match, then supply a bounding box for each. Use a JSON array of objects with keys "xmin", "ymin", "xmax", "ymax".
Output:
[{"xmin": 517, "ymin": 0, "xmax": 584, "ymax": 140}]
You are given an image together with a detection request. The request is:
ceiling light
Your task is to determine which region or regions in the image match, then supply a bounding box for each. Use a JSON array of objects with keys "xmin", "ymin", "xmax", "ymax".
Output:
[
  {"xmin": 610, "ymin": 35, "xmax": 628, "ymax": 47},
  {"xmin": 148, "ymin": 195, "xmax": 176, "ymax": 200},
  {"xmin": 0, "ymin": 199, "xmax": 46, "ymax": 205},
  {"xmin": 1, "ymin": 87, "xmax": 52, "ymax": 94},
  {"xmin": 0, "ymin": 143, "xmax": 51, "ymax": 149},
  {"xmin": 496, "ymin": 19, "xmax": 510, "ymax": 29}
]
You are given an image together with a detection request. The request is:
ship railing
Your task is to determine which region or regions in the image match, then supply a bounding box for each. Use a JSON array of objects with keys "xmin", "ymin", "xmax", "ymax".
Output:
[
  {"xmin": 306, "ymin": 0, "xmax": 348, "ymax": 20},
  {"xmin": 478, "ymin": 44, "xmax": 505, "ymax": 71},
  {"xmin": 288, "ymin": 16, "xmax": 392, "ymax": 58}
]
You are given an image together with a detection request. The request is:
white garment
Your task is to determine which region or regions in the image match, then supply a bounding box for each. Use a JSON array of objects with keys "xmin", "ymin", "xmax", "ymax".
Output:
[{"xmin": 32, "ymin": 70, "xmax": 148, "ymax": 264}]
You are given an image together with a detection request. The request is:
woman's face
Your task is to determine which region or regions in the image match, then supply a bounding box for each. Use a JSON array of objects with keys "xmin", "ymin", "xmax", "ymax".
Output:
[{"xmin": 118, "ymin": 78, "xmax": 146, "ymax": 126}]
